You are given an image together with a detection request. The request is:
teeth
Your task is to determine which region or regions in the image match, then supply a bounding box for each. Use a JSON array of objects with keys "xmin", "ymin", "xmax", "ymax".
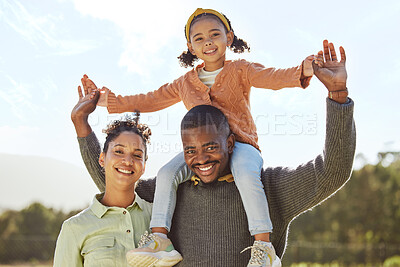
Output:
[
  {"xmin": 199, "ymin": 165, "xmax": 212, "ymax": 171},
  {"xmin": 204, "ymin": 49, "xmax": 216, "ymax": 54},
  {"xmin": 118, "ymin": 169, "xmax": 133, "ymax": 174}
]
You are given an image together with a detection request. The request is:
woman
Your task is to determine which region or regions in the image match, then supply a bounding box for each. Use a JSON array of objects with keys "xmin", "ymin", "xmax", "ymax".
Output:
[{"xmin": 53, "ymin": 87, "xmax": 152, "ymax": 266}]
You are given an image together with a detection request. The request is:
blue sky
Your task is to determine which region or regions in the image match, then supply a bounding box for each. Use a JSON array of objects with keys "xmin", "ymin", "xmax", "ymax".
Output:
[{"xmin": 1, "ymin": 0, "xmax": 399, "ymax": 210}]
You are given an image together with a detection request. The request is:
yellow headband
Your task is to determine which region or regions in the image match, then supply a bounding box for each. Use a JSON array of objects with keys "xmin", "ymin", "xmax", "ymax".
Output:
[{"xmin": 185, "ymin": 8, "xmax": 231, "ymax": 42}]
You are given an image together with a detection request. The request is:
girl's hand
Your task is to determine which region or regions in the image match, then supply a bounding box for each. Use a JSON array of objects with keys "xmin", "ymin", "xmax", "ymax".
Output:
[
  {"xmin": 81, "ymin": 74, "xmax": 108, "ymax": 107},
  {"xmin": 302, "ymin": 55, "xmax": 315, "ymax": 77},
  {"xmin": 96, "ymin": 87, "xmax": 109, "ymax": 107},
  {"xmin": 81, "ymin": 74, "xmax": 98, "ymax": 93}
]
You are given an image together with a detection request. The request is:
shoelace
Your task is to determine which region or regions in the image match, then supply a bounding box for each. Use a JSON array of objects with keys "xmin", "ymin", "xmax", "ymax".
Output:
[
  {"xmin": 137, "ymin": 231, "xmax": 156, "ymax": 248},
  {"xmin": 241, "ymin": 242, "xmax": 270, "ymax": 265}
]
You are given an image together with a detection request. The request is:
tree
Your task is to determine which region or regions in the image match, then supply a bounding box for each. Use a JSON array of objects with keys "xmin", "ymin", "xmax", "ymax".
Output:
[
  {"xmin": 284, "ymin": 153, "xmax": 400, "ymax": 265},
  {"xmin": 0, "ymin": 202, "xmax": 81, "ymax": 263}
]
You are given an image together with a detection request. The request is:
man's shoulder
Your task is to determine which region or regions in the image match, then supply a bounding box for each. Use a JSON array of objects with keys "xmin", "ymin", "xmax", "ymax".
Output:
[
  {"xmin": 135, "ymin": 178, "xmax": 156, "ymax": 203},
  {"xmin": 134, "ymin": 194, "xmax": 153, "ymax": 214}
]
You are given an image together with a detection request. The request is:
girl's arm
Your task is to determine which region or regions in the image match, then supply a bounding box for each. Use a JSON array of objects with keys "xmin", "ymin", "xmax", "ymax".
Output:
[
  {"xmin": 81, "ymin": 74, "xmax": 182, "ymax": 114},
  {"xmin": 105, "ymin": 82, "xmax": 182, "ymax": 114},
  {"xmin": 246, "ymin": 60, "xmax": 312, "ymax": 90}
]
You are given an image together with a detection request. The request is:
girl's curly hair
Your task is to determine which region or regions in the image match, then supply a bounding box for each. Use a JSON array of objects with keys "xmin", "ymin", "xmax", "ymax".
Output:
[
  {"xmin": 102, "ymin": 111, "xmax": 151, "ymax": 159},
  {"xmin": 178, "ymin": 12, "xmax": 250, "ymax": 68}
]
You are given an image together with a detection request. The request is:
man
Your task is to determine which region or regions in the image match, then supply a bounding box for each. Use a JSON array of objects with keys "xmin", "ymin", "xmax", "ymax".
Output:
[{"xmin": 72, "ymin": 40, "xmax": 355, "ymax": 266}]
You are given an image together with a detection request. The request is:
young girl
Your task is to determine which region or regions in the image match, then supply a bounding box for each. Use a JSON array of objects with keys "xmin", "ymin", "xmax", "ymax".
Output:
[{"xmin": 84, "ymin": 8, "xmax": 313, "ymax": 267}]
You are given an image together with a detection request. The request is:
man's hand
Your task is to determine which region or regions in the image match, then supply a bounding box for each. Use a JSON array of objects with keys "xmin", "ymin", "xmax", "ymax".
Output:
[
  {"xmin": 313, "ymin": 40, "xmax": 347, "ymax": 92},
  {"xmin": 71, "ymin": 85, "xmax": 100, "ymax": 138},
  {"xmin": 81, "ymin": 74, "xmax": 108, "ymax": 107}
]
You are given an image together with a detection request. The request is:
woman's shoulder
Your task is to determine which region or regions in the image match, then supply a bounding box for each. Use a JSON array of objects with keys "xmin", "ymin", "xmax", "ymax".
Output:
[{"xmin": 61, "ymin": 206, "xmax": 94, "ymax": 228}]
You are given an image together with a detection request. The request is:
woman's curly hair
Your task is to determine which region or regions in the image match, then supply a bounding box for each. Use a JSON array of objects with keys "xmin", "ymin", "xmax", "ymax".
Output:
[
  {"xmin": 102, "ymin": 111, "xmax": 151, "ymax": 159},
  {"xmin": 178, "ymin": 12, "xmax": 250, "ymax": 68}
]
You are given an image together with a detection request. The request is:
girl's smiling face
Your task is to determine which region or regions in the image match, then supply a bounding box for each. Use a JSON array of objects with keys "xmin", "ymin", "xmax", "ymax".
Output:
[{"xmin": 187, "ymin": 16, "xmax": 233, "ymax": 71}]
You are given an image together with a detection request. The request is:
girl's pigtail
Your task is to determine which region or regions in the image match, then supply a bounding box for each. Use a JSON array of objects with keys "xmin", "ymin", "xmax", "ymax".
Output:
[
  {"xmin": 178, "ymin": 49, "xmax": 199, "ymax": 68},
  {"xmin": 222, "ymin": 14, "xmax": 250, "ymax": 54},
  {"xmin": 230, "ymin": 35, "xmax": 250, "ymax": 54}
]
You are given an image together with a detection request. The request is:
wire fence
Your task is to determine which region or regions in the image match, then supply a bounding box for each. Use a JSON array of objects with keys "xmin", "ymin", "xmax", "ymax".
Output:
[
  {"xmin": 1, "ymin": 237, "xmax": 400, "ymax": 265},
  {"xmin": 0, "ymin": 236, "xmax": 55, "ymax": 263},
  {"xmin": 283, "ymin": 241, "xmax": 400, "ymax": 266}
]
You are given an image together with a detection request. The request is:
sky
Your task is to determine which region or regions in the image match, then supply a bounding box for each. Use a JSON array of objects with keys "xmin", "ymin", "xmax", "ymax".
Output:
[{"xmin": 0, "ymin": 0, "xmax": 399, "ymax": 210}]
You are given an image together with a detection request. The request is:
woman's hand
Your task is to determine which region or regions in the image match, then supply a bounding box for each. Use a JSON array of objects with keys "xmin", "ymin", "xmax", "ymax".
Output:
[{"xmin": 71, "ymin": 83, "xmax": 100, "ymax": 138}]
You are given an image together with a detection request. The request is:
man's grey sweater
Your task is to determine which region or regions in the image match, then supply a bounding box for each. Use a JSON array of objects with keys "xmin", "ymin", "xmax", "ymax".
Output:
[{"xmin": 78, "ymin": 98, "xmax": 356, "ymax": 266}]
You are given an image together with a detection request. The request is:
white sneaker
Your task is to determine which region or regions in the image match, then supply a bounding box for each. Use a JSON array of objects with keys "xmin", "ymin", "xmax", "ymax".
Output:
[
  {"xmin": 126, "ymin": 231, "xmax": 183, "ymax": 267},
  {"xmin": 241, "ymin": 240, "xmax": 282, "ymax": 267}
]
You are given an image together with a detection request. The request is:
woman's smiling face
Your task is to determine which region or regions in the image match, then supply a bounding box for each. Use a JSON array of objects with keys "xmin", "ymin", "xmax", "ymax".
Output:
[{"xmin": 99, "ymin": 131, "xmax": 146, "ymax": 190}]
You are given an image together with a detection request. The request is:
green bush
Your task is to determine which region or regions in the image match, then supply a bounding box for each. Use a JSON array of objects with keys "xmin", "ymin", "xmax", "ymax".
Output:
[{"xmin": 384, "ymin": 255, "xmax": 400, "ymax": 267}]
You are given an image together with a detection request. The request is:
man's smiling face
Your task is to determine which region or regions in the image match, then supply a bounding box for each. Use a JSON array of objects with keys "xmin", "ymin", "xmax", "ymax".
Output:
[{"xmin": 182, "ymin": 124, "xmax": 234, "ymax": 183}]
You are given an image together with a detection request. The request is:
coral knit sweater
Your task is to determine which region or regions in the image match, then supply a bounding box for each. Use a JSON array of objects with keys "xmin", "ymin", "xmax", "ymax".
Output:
[{"xmin": 105, "ymin": 59, "xmax": 311, "ymax": 150}]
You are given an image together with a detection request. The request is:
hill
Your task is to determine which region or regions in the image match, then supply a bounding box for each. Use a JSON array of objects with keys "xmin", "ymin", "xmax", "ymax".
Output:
[{"xmin": 0, "ymin": 153, "xmax": 99, "ymax": 212}]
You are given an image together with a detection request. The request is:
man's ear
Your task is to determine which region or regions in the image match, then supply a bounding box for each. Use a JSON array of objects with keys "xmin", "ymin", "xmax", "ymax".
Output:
[
  {"xmin": 226, "ymin": 31, "xmax": 234, "ymax": 47},
  {"xmin": 227, "ymin": 133, "xmax": 235, "ymax": 154},
  {"xmin": 187, "ymin": 42, "xmax": 195, "ymax": 55},
  {"xmin": 99, "ymin": 152, "xmax": 105, "ymax": 168}
]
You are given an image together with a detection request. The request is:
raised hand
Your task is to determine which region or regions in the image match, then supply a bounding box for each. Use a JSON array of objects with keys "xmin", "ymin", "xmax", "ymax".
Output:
[
  {"xmin": 70, "ymin": 85, "xmax": 100, "ymax": 138},
  {"xmin": 81, "ymin": 74, "xmax": 108, "ymax": 107},
  {"xmin": 71, "ymin": 85, "xmax": 99, "ymax": 121},
  {"xmin": 313, "ymin": 40, "xmax": 347, "ymax": 92}
]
